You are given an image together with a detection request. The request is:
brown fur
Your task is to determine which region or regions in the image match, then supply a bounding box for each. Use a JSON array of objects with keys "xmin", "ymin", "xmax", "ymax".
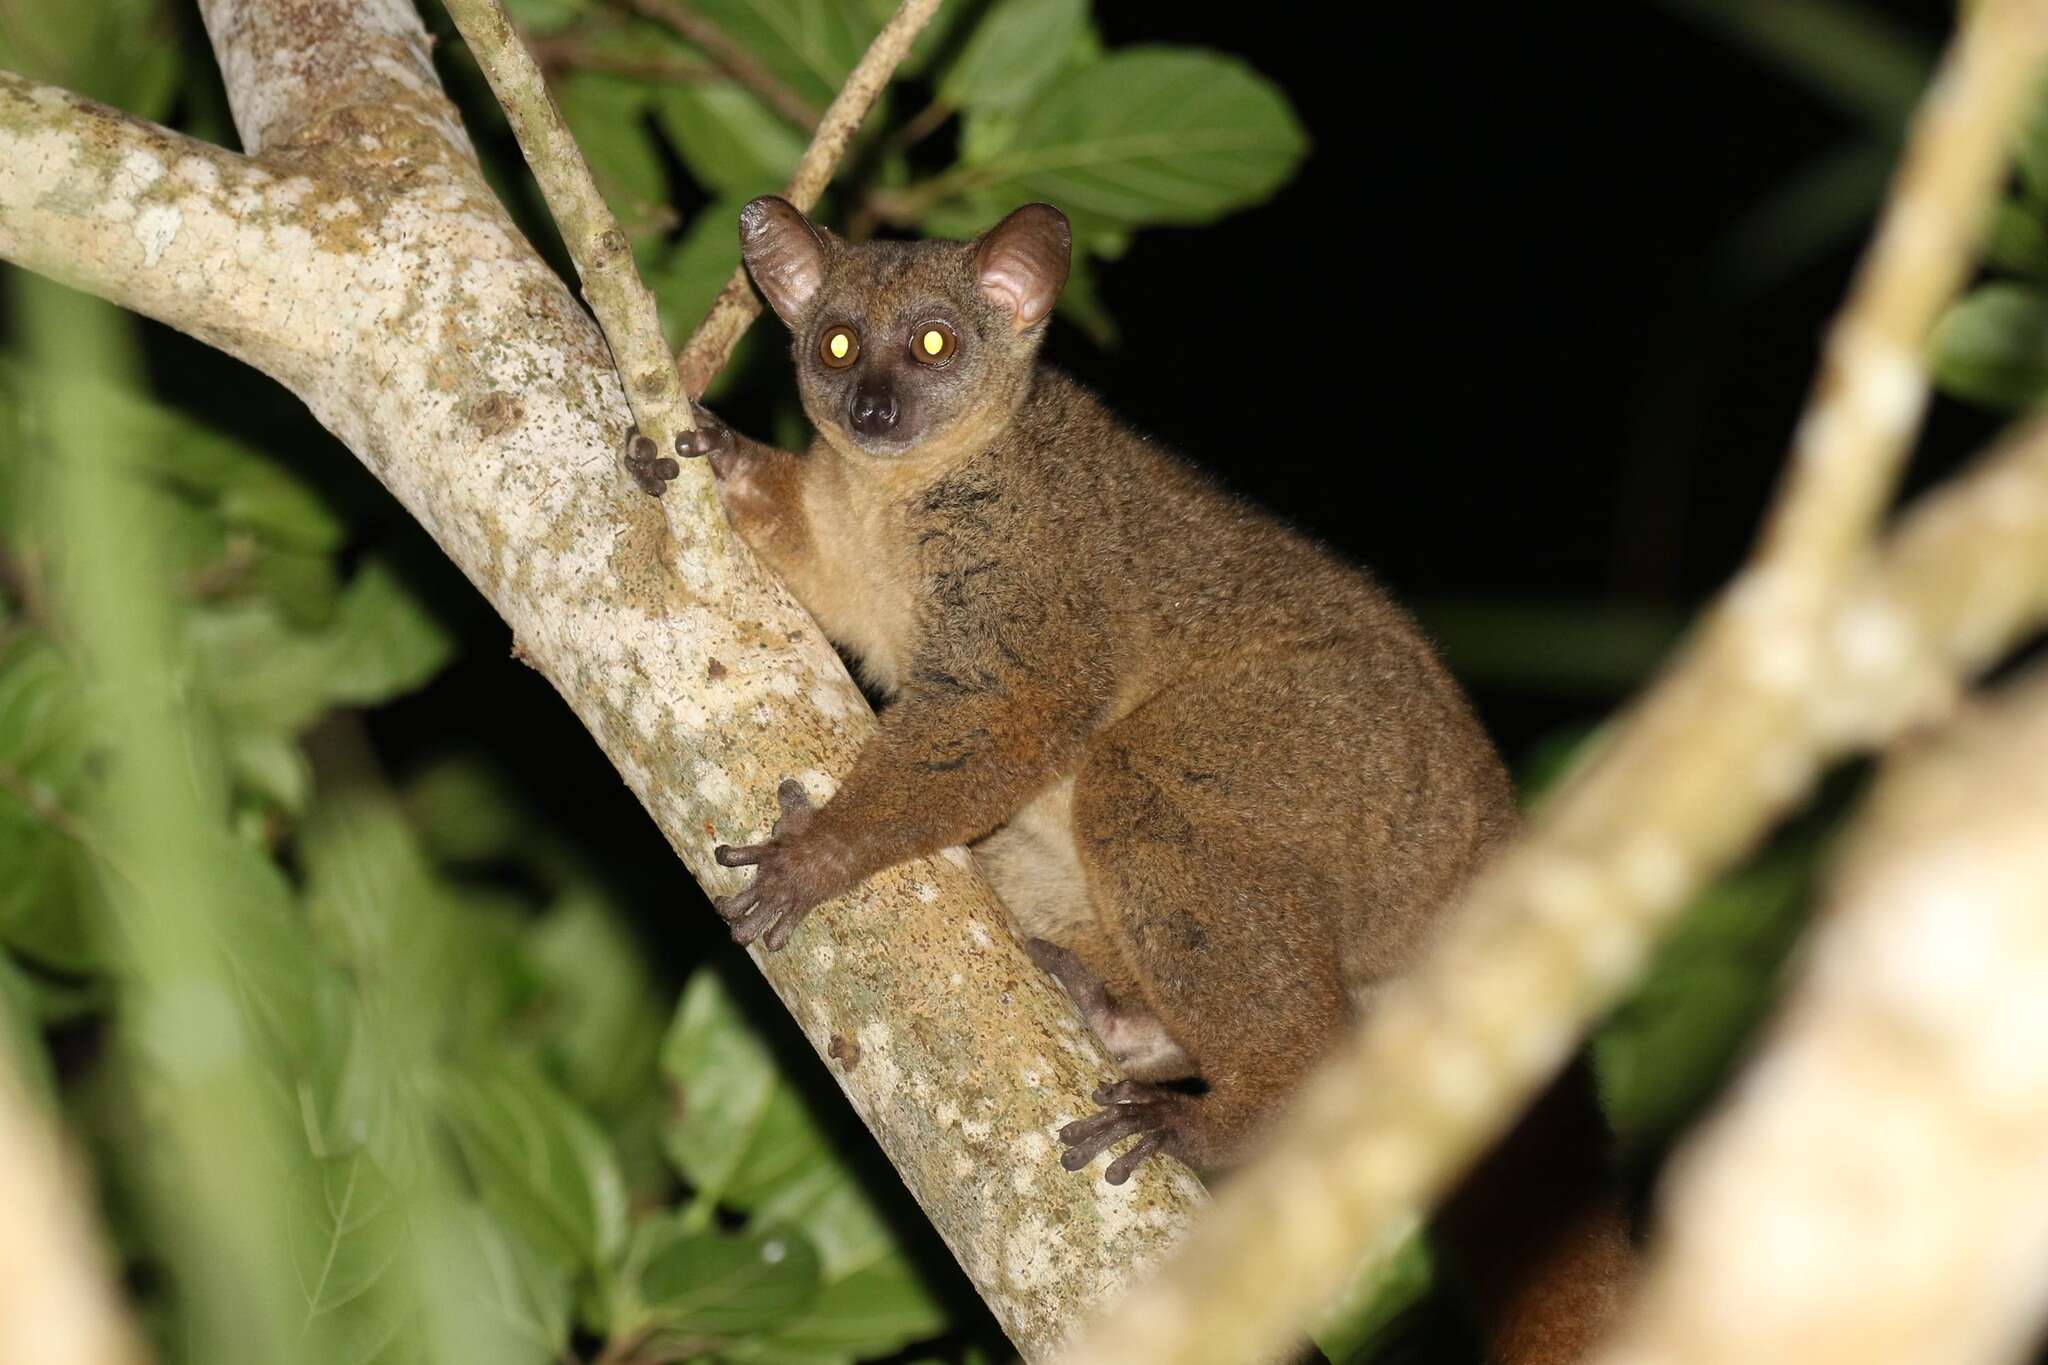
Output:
[{"xmin": 658, "ymin": 199, "xmax": 1630, "ymax": 1361}]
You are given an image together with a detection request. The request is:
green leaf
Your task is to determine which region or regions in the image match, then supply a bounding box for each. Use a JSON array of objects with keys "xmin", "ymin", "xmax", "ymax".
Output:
[
  {"xmin": 448, "ymin": 1203, "xmax": 574, "ymax": 1364},
  {"xmin": 289, "ymin": 1151, "xmax": 422, "ymax": 1365},
  {"xmin": 1986, "ymin": 200, "xmax": 2048, "ymax": 283},
  {"xmin": 1930, "ymin": 281, "xmax": 2048, "ymax": 409},
  {"xmin": 0, "ymin": 953, "xmax": 58, "ymax": 1107},
  {"xmin": 679, "ymin": 0, "xmax": 896, "ymax": 110},
  {"xmin": 647, "ymin": 198, "xmax": 752, "ymax": 350},
  {"xmin": 0, "ymin": 0, "xmax": 181, "ymax": 120},
  {"xmin": 657, "ymin": 82, "xmax": 807, "ymax": 200},
  {"xmin": 963, "ymin": 47, "xmax": 1308, "ymax": 227},
  {"xmin": 556, "ymin": 73, "xmax": 669, "ymax": 227},
  {"xmin": 528, "ymin": 891, "xmax": 665, "ymax": 1117},
  {"xmin": 938, "ymin": 0, "xmax": 1090, "ymax": 113},
  {"xmin": 1310, "ymin": 1225, "xmax": 1436, "ymax": 1365},
  {"xmin": 439, "ymin": 1066, "xmax": 629, "ymax": 1273},
  {"xmin": 402, "ymin": 756, "xmax": 530, "ymax": 866},
  {"xmin": 661, "ymin": 969, "xmax": 946, "ymax": 1360},
  {"xmin": 502, "ymin": 0, "xmax": 590, "ymax": 36},
  {"xmin": 618, "ymin": 1215, "xmax": 823, "ymax": 1343},
  {"xmin": 661, "ymin": 968, "xmax": 822, "ymax": 1209},
  {"xmin": 192, "ymin": 558, "xmax": 453, "ymax": 735},
  {"xmin": 0, "ymin": 633, "xmax": 102, "ymax": 971},
  {"xmin": 1594, "ymin": 850, "xmax": 1817, "ymax": 1148}
]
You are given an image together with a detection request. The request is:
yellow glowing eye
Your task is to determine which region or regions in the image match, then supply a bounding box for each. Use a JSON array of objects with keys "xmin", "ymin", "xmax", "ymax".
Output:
[
  {"xmin": 910, "ymin": 320, "xmax": 957, "ymax": 364},
  {"xmin": 819, "ymin": 325, "xmax": 859, "ymax": 368}
]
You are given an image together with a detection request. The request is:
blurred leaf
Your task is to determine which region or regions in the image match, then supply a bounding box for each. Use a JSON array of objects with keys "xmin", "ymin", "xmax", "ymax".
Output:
[
  {"xmin": 402, "ymin": 756, "xmax": 530, "ymax": 866},
  {"xmin": 1594, "ymin": 849, "xmax": 1817, "ymax": 1148},
  {"xmin": 439, "ymin": 1065, "xmax": 629, "ymax": 1272},
  {"xmin": 681, "ymin": 0, "xmax": 896, "ymax": 110},
  {"xmin": 959, "ymin": 48, "xmax": 1307, "ymax": 227},
  {"xmin": 193, "ymin": 558, "xmax": 453, "ymax": 735},
  {"xmin": 658, "ymin": 82, "xmax": 807, "ymax": 199},
  {"xmin": 938, "ymin": 0, "xmax": 1090, "ymax": 113},
  {"xmin": 451, "ymin": 1202, "xmax": 574, "ymax": 1362},
  {"xmin": 661, "ymin": 968, "xmax": 945, "ymax": 1361},
  {"xmin": 661, "ymin": 968, "xmax": 825, "ymax": 1209},
  {"xmin": 1986, "ymin": 200, "xmax": 2048, "ymax": 282},
  {"xmin": 723, "ymin": 1174, "xmax": 943, "ymax": 1363},
  {"xmin": 289, "ymin": 1151, "xmax": 422, "ymax": 1365},
  {"xmin": 1311, "ymin": 1224, "xmax": 1436, "ymax": 1365},
  {"xmin": 1655, "ymin": 0, "xmax": 1931, "ymax": 128},
  {"xmin": 1419, "ymin": 599, "xmax": 1684, "ymax": 695},
  {"xmin": 300, "ymin": 774, "xmax": 537, "ymax": 1076},
  {"xmin": 615, "ymin": 1214, "xmax": 823, "ymax": 1344},
  {"xmin": 0, "ymin": 953, "xmax": 58, "ymax": 1106},
  {"xmin": 556, "ymin": 72, "xmax": 668, "ymax": 227},
  {"xmin": 0, "ymin": 632, "xmax": 102, "ymax": 971},
  {"xmin": 0, "ymin": 0, "xmax": 180, "ymax": 120},
  {"xmin": 226, "ymin": 728, "xmax": 313, "ymax": 816},
  {"xmin": 503, "ymin": 0, "xmax": 590, "ymax": 36},
  {"xmin": 647, "ymin": 197, "xmax": 752, "ymax": 349},
  {"xmin": 1930, "ymin": 281, "xmax": 2048, "ymax": 409},
  {"xmin": 527, "ymin": 890, "xmax": 664, "ymax": 1116}
]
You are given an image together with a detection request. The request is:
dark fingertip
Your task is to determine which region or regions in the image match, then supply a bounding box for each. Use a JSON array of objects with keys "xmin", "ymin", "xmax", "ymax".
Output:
[
  {"xmin": 1105, "ymin": 1165, "xmax": 1131, "ymax": 1186},
  {"xmin": 714, "ymin": 845, "xmax": 740, "ymax": 866},
  {"xmin": 629, "ymin": 432, "xmax": 656, "ymax": 460},
  {"xmin": 654, "ymin": 457, "xmax": 679, "ymax": 480},
  {"xmin": 1060, "ymin": 1149, "xmax": 1089, "ymax": 1171}
]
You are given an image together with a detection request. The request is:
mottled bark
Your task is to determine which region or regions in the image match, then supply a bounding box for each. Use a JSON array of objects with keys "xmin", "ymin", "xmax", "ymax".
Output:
[{"xmin": 0, "ymin": 0, "xmax": 1204, "ymax": 1355}]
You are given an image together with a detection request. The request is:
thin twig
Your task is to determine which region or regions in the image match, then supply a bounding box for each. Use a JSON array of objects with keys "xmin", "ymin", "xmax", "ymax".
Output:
[
  {"xmin": 621, "ymin": 0, "xmax": 823, "ymax": 131},
  {"xmin": 674, "ymin": 0, "xmax": 945, "ymax": 395},
  {"xmin": 527, "ymin": 33, "xmax": 716, "ymax": 85},
  {"xmin": 443, "ymin": 0, "xmax": 697, "ymax": 444},
  {"xmin": 1052, "ymin": 6, "xmax": 2048, "ymax": 1363}
]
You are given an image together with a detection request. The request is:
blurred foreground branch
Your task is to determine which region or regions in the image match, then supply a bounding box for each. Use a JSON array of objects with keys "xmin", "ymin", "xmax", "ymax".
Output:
[
  {"xmin": 1591, "ymin": 665, "xmax": 2048, "ymax": 1364},
  {"xmin": 0, "ymin": 1047, "xmax": 150, "ymax": 1365},
  {"xmin": 1055, "ymin": 4, "xmax": 2048, "ymax": 1362}
]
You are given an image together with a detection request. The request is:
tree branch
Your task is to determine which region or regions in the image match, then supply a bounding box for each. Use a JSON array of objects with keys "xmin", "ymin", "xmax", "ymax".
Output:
[
  {"xmin": 443, "ymin": 0, "xmax": 697, "ymax": 448},
  {"xmin": 0, "ymin": 1040, "xmax": 152, "ymax": 1365},
  {"xmin": 674, "ymin": 0, "xmax": 944, "ymax": 394},
  {"xmin": 0, "ymin": 0, "xmax": 1206, "ymax": 1353},
  {"xmin": 1591, "ymin": 664, "xmax": 2048, "ymax": 1365},
  {"xmin": 1053, "ymin": 5, "xmax": 2048, "ymax": 1362}
]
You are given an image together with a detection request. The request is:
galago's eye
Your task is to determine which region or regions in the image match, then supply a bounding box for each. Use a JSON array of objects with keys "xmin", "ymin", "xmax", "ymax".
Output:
[
  {"xmin": 909, "ymin": 320, "xmax": 958, "ymax": 366},
  {"xmin": 819, "ymin": 325, "xmax": 860, "ymax": 368}
]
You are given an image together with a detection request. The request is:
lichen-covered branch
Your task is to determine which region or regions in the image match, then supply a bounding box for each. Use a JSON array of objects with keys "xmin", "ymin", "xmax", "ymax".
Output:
[
  {"xmin": 0, "ymin": 1044, "xmax": 152, "ymax": 1365},
  {"xmin": 674, "ymin": 0, "xmax": 944, "ymax": 394},
  {"xmin": 443, "ymin": 0, "xmax": 696, "ymax": 444},
  {"xmin": 0, "ymin": 0, "xmax": 1205, "ymax": 1353},
  {"xmin": 1591, "ymin": 666, "xmax": 2048, "ymax": 1365},
  {"xmin": 1053, "ymin": 6, "xmax": 2048, "ymax": 1362}
]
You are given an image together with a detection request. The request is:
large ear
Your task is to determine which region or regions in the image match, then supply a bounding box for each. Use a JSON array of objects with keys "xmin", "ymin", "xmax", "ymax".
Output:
[
  {"xmin": 740, "ymin": 196, "xmax": 832, "ymax": 324},
  {"xmin": 973, "ymin": 203, "xmax": 1071, "ymax": 332}
]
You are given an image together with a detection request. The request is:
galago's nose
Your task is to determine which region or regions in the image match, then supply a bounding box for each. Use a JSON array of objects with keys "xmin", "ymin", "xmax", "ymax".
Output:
[{"xmin": 849, "ymin": 382, "xmax": 899, "ymax": 437}]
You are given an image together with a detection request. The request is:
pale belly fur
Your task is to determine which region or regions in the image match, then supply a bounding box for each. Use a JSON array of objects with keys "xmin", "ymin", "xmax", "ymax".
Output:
[{"xmin": 972, "ymin": 778, "xmax": 1192, "ymax": 1079}]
